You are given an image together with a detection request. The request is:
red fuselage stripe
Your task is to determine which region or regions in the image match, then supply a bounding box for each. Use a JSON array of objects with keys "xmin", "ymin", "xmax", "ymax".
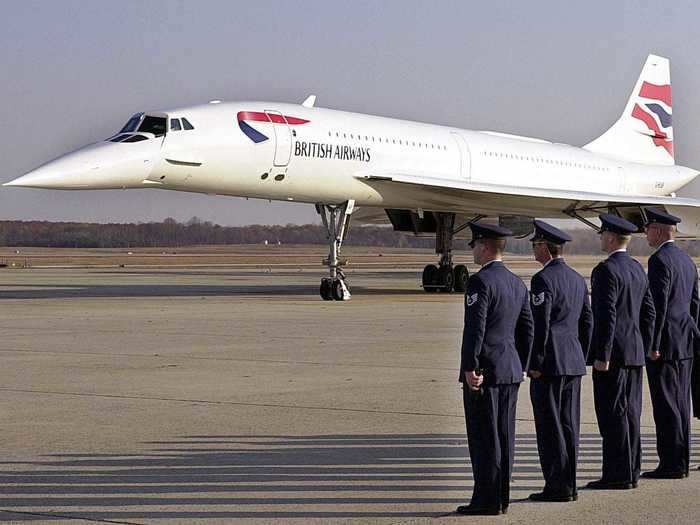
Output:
[{"xmin": 236, "ymin": 111, "xmax": 309, "ymax": 125}]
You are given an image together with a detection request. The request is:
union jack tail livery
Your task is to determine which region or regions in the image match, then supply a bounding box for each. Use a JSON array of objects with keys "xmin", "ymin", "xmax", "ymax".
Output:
[{"xmin": 585, "ymin": 54, "xmax": 674, "ymax": 166}]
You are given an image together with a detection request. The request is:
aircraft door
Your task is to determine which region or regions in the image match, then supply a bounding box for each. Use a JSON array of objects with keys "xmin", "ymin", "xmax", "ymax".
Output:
[
  {"xmin": 450, "ymin": 132, "xmax": 471, "ymax": 181},
  {"xmin": 265, "ymin": 110, "xmax": 292, "ymax": 167}
]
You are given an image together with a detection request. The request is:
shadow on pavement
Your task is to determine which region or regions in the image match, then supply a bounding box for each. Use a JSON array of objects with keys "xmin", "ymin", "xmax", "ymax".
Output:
[{"xmin": 0, "ymin": 433, "xmax": 698, "ymax": 521}]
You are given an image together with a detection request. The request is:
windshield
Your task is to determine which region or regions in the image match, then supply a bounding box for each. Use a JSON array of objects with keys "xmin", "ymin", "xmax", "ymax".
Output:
[
  {"xmin": 120, "ymin": 113, "xmax": 144, "ymax": 133},
  {"xmin": 138, "ymin": 116, "xmax": 167, "ymax": 137}
]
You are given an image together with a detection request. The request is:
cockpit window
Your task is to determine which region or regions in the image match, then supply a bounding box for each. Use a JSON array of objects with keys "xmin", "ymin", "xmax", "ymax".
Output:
[
  {"xmin": 121, "ymin": 134, "xmax": 148, "ymax": 143},
  {"xmin": 138, "ymin": 116, "xmax": 167, "ymax": 137},
  {"xmin": 170, "ymin": 118, "xmax": 182, "ymax": 131},
  {"xmin": 120, "ymin": 113, "xmax": 144, "ymax": 133},
  {"xmin": 182, "ymin": 118, "xmax": 195, "ymax": 130},
  {"xmin": 109, "ymin": 134, "xmax": 131, "ymax": 142}
]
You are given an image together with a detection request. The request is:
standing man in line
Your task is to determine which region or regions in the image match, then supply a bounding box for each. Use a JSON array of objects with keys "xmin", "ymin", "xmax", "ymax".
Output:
[
  {"xmin": 642, "ymin": 208, "xmax": 699, "ymax": 479},
  {"xmin": 457, "ymin": 222, "xmax": 534, "ymax": 516},
  {"xmin": 694, "ymin": 342, "xmax": 700, "ymax": 459},
  {"xmin": 527, "ymin": 220, "xmax": 593, "ymax": 502},
  {"xmin": 587, "ymin": 214, "xmax": 655, "ymax": 490}
]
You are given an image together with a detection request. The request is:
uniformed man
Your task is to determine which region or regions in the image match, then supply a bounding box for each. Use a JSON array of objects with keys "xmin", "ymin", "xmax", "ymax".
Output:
[
  {"xmin": 695, "ymin": 341, "xmax": 700, "ymax": 427},
  {"xmin": 695, "ymin": 341, "xmax": 700, "ymax": 449},
  {"xmin": 527, "ymin": 220, "xmax": 593, "ymax": 502},
  {"xmin": 457, "ymin": 222, "xmax": 534, "ymax": 516},
  {"xmin": 642, "ymin": 207, "xmax": 699, "ymax": 478},
  {"xmin": 587, "ymin": 214, "xmax": 655, "ymax": 490}
]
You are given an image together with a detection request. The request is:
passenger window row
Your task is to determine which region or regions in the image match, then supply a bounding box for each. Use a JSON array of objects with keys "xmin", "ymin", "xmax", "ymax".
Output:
[
  {"xmin": 482, "ymin": 150, "xmax": 610, "ymax": 172},
  {"xmin": 326, "ymin": 131, "xmax": 446, "ymax": 150}
]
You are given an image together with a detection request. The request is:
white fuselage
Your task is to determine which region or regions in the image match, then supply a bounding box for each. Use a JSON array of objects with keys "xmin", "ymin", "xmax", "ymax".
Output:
[{"xmin": 7, "ymin": 101, "xmax": 698, "ymax": 220}]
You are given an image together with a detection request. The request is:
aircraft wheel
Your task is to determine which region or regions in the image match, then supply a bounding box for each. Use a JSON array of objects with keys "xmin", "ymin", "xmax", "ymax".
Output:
[
  {"xmin": 320, "ymin": 278, "xmax": 333, "ymax": 300},
  {"xmin": 453, "ymin": 264, "xmax": 469, "ymax": 293},
  {"xmin": 332, "ymin": 279, "xmax": 347, "ymax": 301},
  {"xmin": 422, "ymin": 264, "xmax": 438, "ymax": 292},
  {"xmin": 437, "ymin": 266, "xmax": 454, "ymax": 293}
]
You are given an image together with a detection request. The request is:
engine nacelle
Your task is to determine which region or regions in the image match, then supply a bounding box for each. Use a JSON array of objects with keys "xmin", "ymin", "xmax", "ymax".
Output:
[{"xmin": 499, "ymin": 215, "xmax": 534, "ymax": 238}]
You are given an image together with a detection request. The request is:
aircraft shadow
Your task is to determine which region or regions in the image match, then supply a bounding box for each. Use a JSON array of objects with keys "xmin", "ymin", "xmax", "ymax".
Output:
[{"xmin": 0, "ymin": 432, "xmax": 697, "ymax": 521}]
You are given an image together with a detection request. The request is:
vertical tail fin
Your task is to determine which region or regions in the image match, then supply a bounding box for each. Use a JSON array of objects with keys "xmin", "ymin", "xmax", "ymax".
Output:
[{"xmin": 583, "ymin": 54, "xmax": 674, "ymax": 166}]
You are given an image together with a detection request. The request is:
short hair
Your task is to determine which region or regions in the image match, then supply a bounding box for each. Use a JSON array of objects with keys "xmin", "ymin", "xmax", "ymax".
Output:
[
  {"xmin": 483, "ymin": 238, "xmax": 506, "ymax": 255},
  {"xmin": 614, "ymin": 233, "xmax": 632, "ymax": 244},
  {"xmin": 546, "ymin": 243, "xmax": 563, "ymax": 257}
]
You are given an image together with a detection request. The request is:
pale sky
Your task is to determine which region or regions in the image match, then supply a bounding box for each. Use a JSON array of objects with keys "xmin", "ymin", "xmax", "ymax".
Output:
[{"xmin": 1, "ymin": 0, "xmax": 699, "ymax": 225}]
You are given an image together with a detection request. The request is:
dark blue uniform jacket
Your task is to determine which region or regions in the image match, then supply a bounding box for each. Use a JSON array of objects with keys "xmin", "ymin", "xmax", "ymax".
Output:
[
  {"xmin": 589, "ymin": 251, "xmax": 656, "ymax": 367},
  {"xmin": 529, "ymin": 258, "xmax": 593, "ymax": 376},
  {"xmin": 648, "ymin": 241, "xmax": 700, "ymax": 361},
  {"xmin": 460, "ymin": 261, "xmax": 534, "ymax": 384}
]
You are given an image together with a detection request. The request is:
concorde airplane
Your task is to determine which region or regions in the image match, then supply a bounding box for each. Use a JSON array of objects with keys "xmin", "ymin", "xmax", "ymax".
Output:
[{"xmin": 5, "ymin": 54, "xmax": 700, "ymax": 300}]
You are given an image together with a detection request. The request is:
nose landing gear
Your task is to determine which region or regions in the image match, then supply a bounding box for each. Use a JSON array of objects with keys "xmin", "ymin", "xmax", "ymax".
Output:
[
  {"xmin": 317, "ymin": 200, "xmax": 354, "ymax": 301},
  {"xmin": 421, "ymin": 212, "xmax": 470, "ymax": 293}
]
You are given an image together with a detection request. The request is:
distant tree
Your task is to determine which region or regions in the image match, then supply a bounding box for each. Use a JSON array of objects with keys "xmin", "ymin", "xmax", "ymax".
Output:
[{"xmin": 1, "ymin": 218, "xmax": 699, "ymax": 255}]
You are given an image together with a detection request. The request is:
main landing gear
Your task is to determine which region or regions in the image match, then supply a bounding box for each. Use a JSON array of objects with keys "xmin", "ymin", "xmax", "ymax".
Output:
[
  {"xmin": 421, "ymin": 212, "xmax": 470, "ymax": 293},
  {"xmin": 317, "ymin": 200, "xmax": 354, "ymax": 301}
]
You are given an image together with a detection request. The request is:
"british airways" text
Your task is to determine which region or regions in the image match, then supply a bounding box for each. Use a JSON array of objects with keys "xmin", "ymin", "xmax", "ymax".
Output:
[{"xmin": 294, "ymin": 141, "xmax": 371, "ymax": 162}]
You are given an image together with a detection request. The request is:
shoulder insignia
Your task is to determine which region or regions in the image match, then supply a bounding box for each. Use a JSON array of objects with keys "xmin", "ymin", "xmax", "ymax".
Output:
[
  {"xmin": 466, "ymin": 293, "xmax": 479, "ymax": 307},
  {"xmin": 532, "ymin": 292, "xmax": 545, "ymax": 306}
]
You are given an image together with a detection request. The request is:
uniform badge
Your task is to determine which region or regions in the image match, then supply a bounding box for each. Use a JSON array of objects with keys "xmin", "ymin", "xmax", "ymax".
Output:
[
  {"xmin": 532, "ymin": 292, "xmax": 545, "ymax": 306},
  {"xmin": 466, "ymin": 293, "xmax": 479, "ymax": 307}
]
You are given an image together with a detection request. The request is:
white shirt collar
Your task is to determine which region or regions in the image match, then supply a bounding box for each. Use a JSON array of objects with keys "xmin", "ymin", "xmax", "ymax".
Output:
[
  {"xmin": 609, "ymin": 248, "xmax": 627, "ymax": 256},
  {"xmin": 653, "ymin": 239, "xmax": 675, "ymax": 254},
  {"xmin": 480, "ymin": 259, "xmax": 502, "ymax": 270},
  {"xmin": 543, "ymin": 256, "xmax": 563, "ymax": 268}
]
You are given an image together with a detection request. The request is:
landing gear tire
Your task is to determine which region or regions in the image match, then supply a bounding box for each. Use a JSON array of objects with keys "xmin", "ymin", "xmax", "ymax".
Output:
[
  {"xmin": 453, "ymin": 264, "xmax": 469, "ymax": 293},
  {"xmin": 320, "ymin": 278, "xmax": 333, "ymax": 301},
  {"xmin": 437, "ymin": 266, "xmax": 454, "ymax": 293},
  {"xmin": 332, "ymin": 279, "xmax": 346, "ymax": 301},
  {"xmin": 422, "ymin": 264, "xmax": 439, "ymax": 292}
]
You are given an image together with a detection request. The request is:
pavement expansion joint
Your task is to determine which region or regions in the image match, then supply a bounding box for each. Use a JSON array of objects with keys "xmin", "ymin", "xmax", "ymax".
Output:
[
  {"xmin": 0, "ymin": 387, "xmax": 466, "ymax": 418},
  {"xmin": 0, "ymin": 508, "xmax": 146, "ymax": 525}
]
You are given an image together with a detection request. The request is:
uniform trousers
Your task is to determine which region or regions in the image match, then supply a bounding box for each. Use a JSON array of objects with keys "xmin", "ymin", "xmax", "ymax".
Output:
[
  {"xmin": 530, "ymin": 375, "xmax": 581, "ymax": 495},
  {"xmin": 463, "ymin": 383, "xmax": 519, "ymax": 510},
  {"xmin": 646, "ymin": 357, "xmax": 693, "ymax": 473},
  {"xmin": 592, "ymin": 366, "xmax": 642, "ymax": 483},
  {"xmin": 693, "ymin": 356, "xmax": 700, "ymax": 419}
]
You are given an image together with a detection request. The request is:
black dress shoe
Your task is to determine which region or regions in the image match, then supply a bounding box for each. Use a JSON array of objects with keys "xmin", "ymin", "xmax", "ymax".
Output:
[
  {"xmin": 641, "ymin": 469, "xmax": 685, "ymax": 479},
  {"xmin": 455, "ymin": 504, "xmax": 501, "ymax": 515},
  {"xmin": 529, "ymin": 491, "xmax": 575, "ymax": 502},
  {"xmin": 586, "ymin": 479, "xmax": 634, "ymax": 490}
]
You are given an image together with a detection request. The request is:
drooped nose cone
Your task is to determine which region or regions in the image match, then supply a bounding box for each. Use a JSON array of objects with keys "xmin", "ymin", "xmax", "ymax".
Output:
[{"xmin": 4, "ymin": 140, "xmax": 159, "ymax": 189}]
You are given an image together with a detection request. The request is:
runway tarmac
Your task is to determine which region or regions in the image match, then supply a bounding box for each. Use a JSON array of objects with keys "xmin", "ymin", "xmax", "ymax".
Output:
[{"xmin": 1, "ymin": 254, "xmax": 699, "ymax": 524}]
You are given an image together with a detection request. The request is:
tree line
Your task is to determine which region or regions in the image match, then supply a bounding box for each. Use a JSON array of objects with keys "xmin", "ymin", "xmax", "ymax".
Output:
[{"xmin": 1, "ymin": 217, "xmax": 698, "ymax": 256}]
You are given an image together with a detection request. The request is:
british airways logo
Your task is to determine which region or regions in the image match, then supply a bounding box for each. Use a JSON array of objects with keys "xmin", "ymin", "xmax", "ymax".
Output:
[
  {"xmin": 631, "ymin": 81, "xmax": 673, "ymax": 156},
  {"xmin": 237, "ymin": 111, "xmax": 309, "ymax": 143}
]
